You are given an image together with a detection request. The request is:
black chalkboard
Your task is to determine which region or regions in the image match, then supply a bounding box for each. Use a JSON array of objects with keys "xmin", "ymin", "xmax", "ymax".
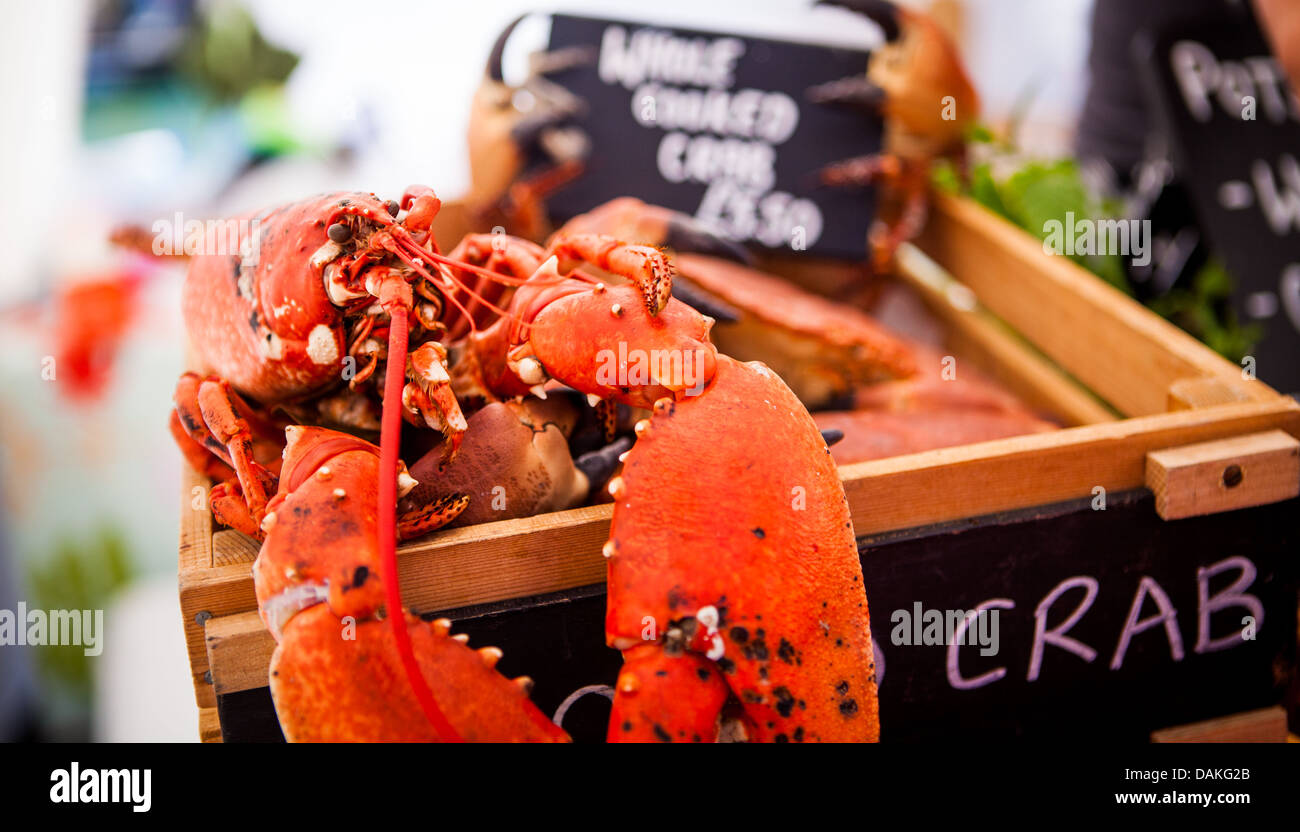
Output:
[
  {"xmin": 541, "ymin": 14, "xmax": 881, "ymax": 259},
  {"xmin": 1136, "ymin": 10, "xmax": 1300, "ymax": 392}
]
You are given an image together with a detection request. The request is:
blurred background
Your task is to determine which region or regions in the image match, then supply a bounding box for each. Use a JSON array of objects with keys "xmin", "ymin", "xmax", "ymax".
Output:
[{"xmin": 0, "ymin": 0, "xmax": 1287, "ymax": 741}]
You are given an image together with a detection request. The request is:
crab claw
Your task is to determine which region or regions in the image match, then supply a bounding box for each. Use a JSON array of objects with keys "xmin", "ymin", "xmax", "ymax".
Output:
[
  {"xmin": 807, "ymin": 74, "xmax": 887, "ymax": 111},
  {"xmin": 817, "ymin": 0, "xmax": 903, "ymax": 41},
  {"xmin": 485, "ymin": 14, "xmax": 527, "ymax": 82}
]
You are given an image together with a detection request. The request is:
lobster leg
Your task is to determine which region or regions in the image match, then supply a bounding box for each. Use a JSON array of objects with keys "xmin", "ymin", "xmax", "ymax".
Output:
[
  {"xmin": 168, "ymin": 411, "xmax": 233, "ymax": 482},
  {"xmin": 207, "ymin": 480, "xmax": 265, "ymax": 540},
  {"xmin": 402, "ymin": 342, "xmax": 468, "ymax": 457},
  {"xmin": 397, "ymin": 492, "xmax": 471, "ymax": 540},
  {"xmin": 174, "ymin": 373, "xmax": 280, "ymax": 537}
]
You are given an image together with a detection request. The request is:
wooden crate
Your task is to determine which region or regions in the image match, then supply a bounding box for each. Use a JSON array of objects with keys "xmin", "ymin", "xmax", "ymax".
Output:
[{"xmin": 180, "ymin": 193, "xmax": 1300, "ymax": 741}]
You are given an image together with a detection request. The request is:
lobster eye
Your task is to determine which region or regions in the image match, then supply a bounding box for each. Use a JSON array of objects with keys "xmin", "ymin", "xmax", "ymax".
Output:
[
  {"xmin": 327, "ymin": 222, "xmax": 353, "ymax": 243},
  {"xmin": 384, "ymin": 199, "xmax": 400, "ymax": 217}
]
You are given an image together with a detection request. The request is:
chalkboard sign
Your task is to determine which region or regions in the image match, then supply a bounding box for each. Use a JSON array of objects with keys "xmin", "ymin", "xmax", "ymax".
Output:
[
  {"xmin": 1136, "ymin": 10, "xmax": 1300, "ymax": 392},
  {"xmin": 541, "ymin": 14, "xmax": 882, "ymax": 259},
  {"xmin": 216, "ymin": 491, "xmax": 1298, "ymax": 742}
]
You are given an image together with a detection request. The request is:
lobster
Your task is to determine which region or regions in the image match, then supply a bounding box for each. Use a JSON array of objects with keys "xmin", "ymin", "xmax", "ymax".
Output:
[
  {"xmin": 810, "ymin": 0, "xmax": 979, "ymax": 273},
  {"xmin": 169, "ymin": 179, "xmax": 879, "ymax": 739}
]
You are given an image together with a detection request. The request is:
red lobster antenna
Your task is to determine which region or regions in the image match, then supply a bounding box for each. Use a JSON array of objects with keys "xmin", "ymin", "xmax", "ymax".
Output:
[
  {"xmin": 363, "ymin": 188, "xmax": 579, "ymax": 741},
  {"xmin": 359, "ymin": 188, "xmax": 464, "ymax": 742}
]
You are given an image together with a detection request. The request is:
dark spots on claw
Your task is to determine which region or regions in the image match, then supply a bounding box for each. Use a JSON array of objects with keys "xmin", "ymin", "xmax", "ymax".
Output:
[
  {"xmin": 759, "ymin": 666, "xmax": 768, "ymax": 680},
  {"xmin": 742, "ymin": 630, "xmax": 769, "ymax": 662},
  {"xmin": 777, "ymin": 638, "xmax": 797, "ymax": 665},
  {"xmin": 697, "ymin": 668, "xmax": 711, "ymax": 682},
  {"xmin": 835, "ymin": 680, "xmax": 850, "ymax": 696},
  {"xmin": 793, "ymin": 727, "xmax": 805, "ymax": 742},
  {"xmin": 835, "ymin": 638, "xmax": 844, "ymax": 647},
  {"xmin": 655, "ymin": 670, "xmax": 668, "ymax": 677},
  {"xmin": 666, "ymin": 587, "xmax": 687, "ymax": 611},
  {"xmin": 653, "ymin": 724, "xmax": 672, "ymax": 742},
  {"xmin": 775, "ymin": 733, "xmax": 789, "ymax": 743},
  {"xmin": 773, "ymin": 687, "xmax": 796, "ymax": 718},
  {"xmin": 839, "ymin": 699, "xmax": 859, "ymax": 717},
  {"xmin": 742, "ymin": 690, "xmax": 762, "ymax": 704},
  {"xmin": 729, "ymin": 626, "xmax": 749, "ymax": 644},
  {"xmin": 622, "ymin": 721, "xmax": 632, "ymax": 733},
  {"xmin": 352, "ymin": 566, "xmax": 369, "ymax": 587},
  {"xmin": 717, "ymin": 657, "xmax": 736, "ymax": 675},
  {"xmin": 692, "ymin": 734, "xmax": 702, "ymax": 742},
  {"xmin": 751, "ymin": 527, "xmax": 765, "ymax": 539},
  {"xmin": 679, "ymin": 617, "xmax": 699, "ymax": 640}
]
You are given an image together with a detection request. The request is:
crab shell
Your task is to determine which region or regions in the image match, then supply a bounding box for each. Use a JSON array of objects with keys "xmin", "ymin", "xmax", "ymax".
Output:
[
  {"xmin": 673, "ymin": 253, "xmax": 916, "ymax": 408},
  {"xmin": 400, "ymin": 397, "xmax": 589, "ymax": 528}
]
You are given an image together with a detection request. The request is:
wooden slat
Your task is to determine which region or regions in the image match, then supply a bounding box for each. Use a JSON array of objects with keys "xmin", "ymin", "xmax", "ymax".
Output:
[
  {"xmin": 212, "ymin": 529, "xmax": 259, "ymax": 566},
  {"xmin": 1167, "ymin": 375, "xmax": 1260, "ymax": 410},
  {"xmin": 178, "ymin": 464, "xmax": 216, "ymax": 708},
  {"xmin": 206, "ymin": 611, "xmax": 274, "ymax": 696},
  {"xmin": 1151, "ymin": 706, "xmax": 1287, "ymax": 743},
  {"xmin": 916, "ymin": 193, "xmax": 1272, "ymax": 417},
  {"xmin": 895, "ymin": 243, "xmax": 1117, "ymax": 425},
  {"xmin": 198, "ymin": 707, "xmax": 223, "ymax": 743},
  {"xmin": 838, "ymin": 399, "xmax": 1300, "ymax": 534},
  {"xmin": 1145, "ymin": 430, "xmax": 1300, "ymax": 520},
  {"xmin": 178, "ymin": 465, "xmax": 212, "ymax": 571},
  {"xmin": 178, "ymin": 561, "xmax": 260, "ymax": 710}
]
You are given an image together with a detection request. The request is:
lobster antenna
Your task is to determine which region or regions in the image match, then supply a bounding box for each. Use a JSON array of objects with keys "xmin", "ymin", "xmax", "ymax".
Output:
[
  {"xmin": 376, "ymin": 282, "xmax": 464, "ymax": 743},
  {"xmin": 389, "ymin": 237, "xmax": 587, "ymax": 336}
]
